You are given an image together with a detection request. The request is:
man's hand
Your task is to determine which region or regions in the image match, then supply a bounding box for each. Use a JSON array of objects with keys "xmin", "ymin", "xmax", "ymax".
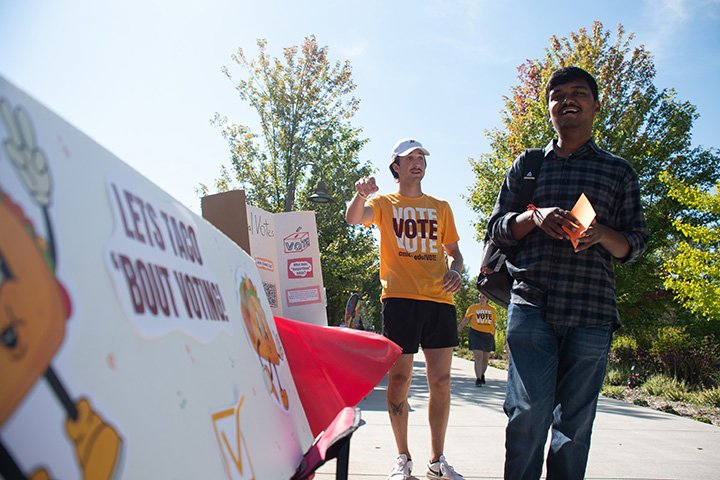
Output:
[
  {"xmin": 346, "ymin": 176, "xmax": 378, "ymax": 224},
  {"xmin": 1, "ymin": 100, "xmax": 52, "ymax": 206},
  {"xmin": 574, "ymin": 220, "xmax": 631, "ymax": 258},
  {"xmin": 354, "ymin": 176, "xmax": 379, "ymax": 199},
  {"xmin": 573, "ymin": 221, "xmax": 605, "ymax": 252},
  {"xmin": 441, "ymin": 270, "xmax": 462, "ymax": 293},
  {"xmin": 532, "ymin": 207, "xmax": 580, "ymax": 241}
]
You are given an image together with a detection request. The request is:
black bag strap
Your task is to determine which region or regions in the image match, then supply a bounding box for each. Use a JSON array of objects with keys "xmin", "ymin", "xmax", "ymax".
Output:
[
  {"xmin": 517, "ymin": 148, "xmax": 544, "ymax": 209},
  {"xmin": 477, "ymin": 149, "xmax": 545, "ymax": 304},
  {"xmin": 482, "ymin": 148, "xmax": 544, "ymax": 243}
]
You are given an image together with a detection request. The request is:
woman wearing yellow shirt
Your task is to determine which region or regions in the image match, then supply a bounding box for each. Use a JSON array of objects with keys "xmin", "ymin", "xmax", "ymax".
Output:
[{"xmin": 458, "ymin": 293, "xmax": 496, "ymax": 386}]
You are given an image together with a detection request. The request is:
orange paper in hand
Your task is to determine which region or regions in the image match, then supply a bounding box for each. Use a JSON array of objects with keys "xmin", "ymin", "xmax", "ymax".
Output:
[{"xmin": 562, "ymin": 193, "xmax": 596, "ymax": 249}]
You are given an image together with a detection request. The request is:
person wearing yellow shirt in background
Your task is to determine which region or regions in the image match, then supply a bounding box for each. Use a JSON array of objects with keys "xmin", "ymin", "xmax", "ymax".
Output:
[
  {"xmin": 458, "ymin": 293, "xmax": 497, "ymax": 387},
  {"xmin": 346, "ymin": 138, "xmax": 465, "ymax": 480}
]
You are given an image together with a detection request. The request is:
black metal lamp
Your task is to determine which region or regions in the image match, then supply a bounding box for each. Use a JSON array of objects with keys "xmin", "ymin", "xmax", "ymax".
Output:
[{"xmin": 308, "ymin": 180, "xmax": 334, "ymax": 203}]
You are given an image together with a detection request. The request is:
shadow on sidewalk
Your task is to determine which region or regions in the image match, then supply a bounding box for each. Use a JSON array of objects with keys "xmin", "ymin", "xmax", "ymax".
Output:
[
  {"xmin": 596, "ymin": 396, "xmax": 692, "ymax": 422},
  {"xmin": 358, "ymin": 360, "xmax": 507, "ymax": 413}
]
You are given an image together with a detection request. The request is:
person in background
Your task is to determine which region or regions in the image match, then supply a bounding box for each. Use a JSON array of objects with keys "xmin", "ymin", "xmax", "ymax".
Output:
[
  {"xmin": 344, "ymin": 291, "xmax": 365, "ymax": 330},
  {"xmin": 346, "ymin": 138, "xmax": 465, "ymax": 480},
  {"xmin": 458, "ymin": 293, "xmax": 496, "ymax": 386}
]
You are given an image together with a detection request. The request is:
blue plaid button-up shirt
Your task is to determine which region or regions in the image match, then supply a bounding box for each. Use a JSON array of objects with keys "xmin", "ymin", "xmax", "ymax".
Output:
[{"xmin": 488, "ymin": 139, "xmax": 649, "ymax": 328}]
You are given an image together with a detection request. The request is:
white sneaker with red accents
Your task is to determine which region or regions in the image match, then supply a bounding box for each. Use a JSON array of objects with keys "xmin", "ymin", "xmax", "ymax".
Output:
[
  {"xmin": 388, "ymin": 454, "xmax": 413, "ymax": 480},
  {"xmin": 426, "ymin": 455, "xmax": 464, "ymax": 480}
]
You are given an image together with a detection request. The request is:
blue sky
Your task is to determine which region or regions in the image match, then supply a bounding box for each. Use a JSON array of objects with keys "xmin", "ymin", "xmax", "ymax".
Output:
[{"xmin": 1, "ymin": 0, "xmax": 718, "ymax": 275}]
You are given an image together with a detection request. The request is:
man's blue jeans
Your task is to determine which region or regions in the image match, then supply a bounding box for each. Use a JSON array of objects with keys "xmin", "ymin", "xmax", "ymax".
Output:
[{"xmin": 503, "ymin": 304, "xmax": 613, "ymax": 480}]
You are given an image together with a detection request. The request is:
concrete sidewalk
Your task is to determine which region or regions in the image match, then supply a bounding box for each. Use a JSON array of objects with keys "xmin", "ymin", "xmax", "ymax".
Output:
[{"xmin": 315, "ymin": 355, "xmax": 720, "ymax": 479}]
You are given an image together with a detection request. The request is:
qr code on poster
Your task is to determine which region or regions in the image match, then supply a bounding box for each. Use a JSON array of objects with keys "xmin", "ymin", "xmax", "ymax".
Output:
[{"xmin": 263, "ymin": 281, "xmax": 278, "ymax": 308}]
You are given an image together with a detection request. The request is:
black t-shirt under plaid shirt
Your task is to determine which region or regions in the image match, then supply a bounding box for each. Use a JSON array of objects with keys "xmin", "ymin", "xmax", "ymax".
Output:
[{"xmin": 488, "ymin": 139, "xmax": 649, "ymax": 328}]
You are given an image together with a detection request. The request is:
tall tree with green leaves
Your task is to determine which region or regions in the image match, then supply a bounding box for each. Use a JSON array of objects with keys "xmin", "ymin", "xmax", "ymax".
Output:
[
  {"xmin": 467, "ymin": 22, "xmax": 720, "ymax": 331},
  {"xmin": 660, "ymin": 172, "xmax": 720, "ymax": 320},
  {"xmin": 204, "ymin": 36, "xmax": 380, "ymax": 324},
  {"xmin": 454, "ymin": 272, "xmax": 479, "ymax": 349}
]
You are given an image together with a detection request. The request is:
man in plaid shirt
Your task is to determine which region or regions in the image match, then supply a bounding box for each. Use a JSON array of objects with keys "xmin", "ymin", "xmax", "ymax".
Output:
[{"xmin": 487, "ymin": 67, "xmax": 648, "ymax": 480}]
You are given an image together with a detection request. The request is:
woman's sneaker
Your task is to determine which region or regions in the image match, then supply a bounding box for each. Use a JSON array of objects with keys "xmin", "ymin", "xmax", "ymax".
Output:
[
  {"xmin": 426, "ymin": 455, "xmax": 464, "ymax": 480},
  {"xmin": 388, "ymin": 454, "xmax": 413, "ymax": 480}
]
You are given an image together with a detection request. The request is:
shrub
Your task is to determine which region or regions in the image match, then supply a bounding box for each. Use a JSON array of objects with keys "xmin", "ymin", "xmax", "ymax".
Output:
[
  {"xmin": 650, "ymin": 327, "xmax": 690, "ymax": 366},
  {"xmin": 489, "ymin": 358, "xmax": 508, "ymax": 370},
  {"xmin": 605, "ymin": 366, "xmax": 632, "ymax": 386},
  {"xmin": 665, "ymin": 389, "xmax": 692, "ymax": 402},
  {"xmin": 695, "ymin": 387, "xmax": 720, "ymax": 407},
  {"xmin": 601, "ymin": 385, "xmax": 625, "ymax": 399},
  {"xmin": 494, "ymin": 328, "xmax": 507, "ymax": 358},
  {"xmin": 610, "ymin": 334, "xmax": 638, "ymax": 365},
  {"xmin": 650, "ymin": 327, "xmax": 720, "ymax": 387},
  {"xmin": 692, "ymin": 415, "xmax": 712, "ymax": 424},
  {"xmin": 641, "ymin": 374, "xmax": 693, "ymax": 401},
  {"xmin": 626, "ymin": 368, "xmax": 645, "ymax": 389},
  {"xmin": 455, "ymin": 346, "xmax": 473, "ymax": 362}
]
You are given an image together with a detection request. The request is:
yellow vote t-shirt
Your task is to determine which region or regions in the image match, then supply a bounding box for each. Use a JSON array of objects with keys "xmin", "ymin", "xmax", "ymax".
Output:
[
  {"xmin": 464, "ymin": 303, "xmax": 497, "ymax": 335},
  {"xmin": 366, "ymin": 193, "xmax": 460, "ymax": 305}
]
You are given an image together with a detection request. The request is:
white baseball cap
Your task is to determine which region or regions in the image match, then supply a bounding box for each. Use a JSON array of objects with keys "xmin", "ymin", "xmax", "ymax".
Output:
[{"xmin": 390, "ymin": 138, "xmax": 430, "ymax": 163}]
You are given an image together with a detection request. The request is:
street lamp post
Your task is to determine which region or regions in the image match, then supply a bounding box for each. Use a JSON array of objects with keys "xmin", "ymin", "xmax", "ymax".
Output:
[{"xmin": 308, "ymin": 180, "xmax": 334, "ymax": 204}]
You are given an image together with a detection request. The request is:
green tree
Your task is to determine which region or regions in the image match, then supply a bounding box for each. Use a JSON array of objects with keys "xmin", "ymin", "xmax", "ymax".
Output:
[
  {"xmin": 661, "ymin": 172, "xmax": 720, "ymax": 320},
  {"xmin": 204, "ymin": 36, "xmax": 380, "ymax": 324},
  {"xmin": 454, "ymin": 273, "xmax": 478, "ymax": 319},
  {"xmin": 467, "ymin": 21, "xmax": 720, "ymax": 332},
  {"xmin": 453, "ymin": 272, "xmax": 477, "ymax": 349}
]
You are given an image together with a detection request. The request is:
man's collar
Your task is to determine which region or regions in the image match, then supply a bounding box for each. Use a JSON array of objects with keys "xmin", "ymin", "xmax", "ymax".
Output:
[
  {"xmin": 545, "ymin": 137, "xmax": 600, "ymax": 158},
  {"xmin": 543, "ymin": 140, "xmax": 554, "ymax": 157}
]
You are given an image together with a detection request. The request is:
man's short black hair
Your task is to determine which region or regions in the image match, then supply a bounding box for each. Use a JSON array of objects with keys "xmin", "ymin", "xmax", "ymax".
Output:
[{"xmin": 545, "ymin": 66, "xmax": 599, "ymax": 103}]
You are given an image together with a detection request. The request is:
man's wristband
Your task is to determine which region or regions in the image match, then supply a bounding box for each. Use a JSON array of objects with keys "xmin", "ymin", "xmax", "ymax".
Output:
[
  {"xmin": 527, "ymin": 203, "xmax": 541, "ymax": 224},
  {"xmin": 357, "ymin": 192, "xmax": 367, "ymax": 199}
]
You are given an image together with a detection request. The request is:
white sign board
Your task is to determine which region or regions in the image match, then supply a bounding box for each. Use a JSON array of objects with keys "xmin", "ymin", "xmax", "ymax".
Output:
[
  {"xmin": 0, "ymin": 76, "xmax": 313, "ymax": 479},
  {"xmin": 246, "ymin": 206, "xmax": 328, "ymax": 326}
]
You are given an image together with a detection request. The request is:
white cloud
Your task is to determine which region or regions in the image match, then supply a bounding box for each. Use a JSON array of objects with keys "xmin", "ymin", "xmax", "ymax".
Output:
[
  {"xmin": 642, "ymin": 0, "xmax": 720, "ymax": 56},
  {"xmin": 647, "ymin": 0, "xmax": 689, "ymax": 35},
  {"xmin": 337, "ymin": 40, "xmax": 369, "ymax": 58},
  {"xmin": 422, "ymin": 0, "xmax": 483, "ymax": 26}
]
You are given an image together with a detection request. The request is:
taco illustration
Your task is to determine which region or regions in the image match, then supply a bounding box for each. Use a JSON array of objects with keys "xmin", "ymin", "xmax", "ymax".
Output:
[
  {"xmin": 239, "ymin": 275, "xmax": 289, "ymax": 410},
  {"xmin": 0, "ymin": 100, "xmax": 122, "ymax": 479}
]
